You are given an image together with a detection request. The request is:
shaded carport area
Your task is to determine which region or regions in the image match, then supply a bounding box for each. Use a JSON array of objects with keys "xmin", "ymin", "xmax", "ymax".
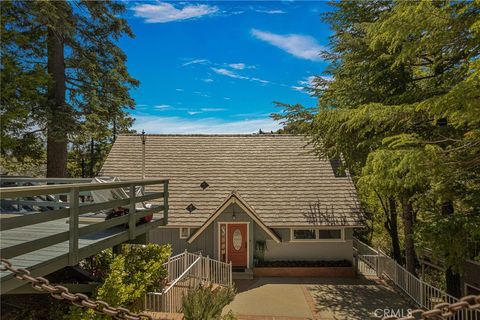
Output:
[{"xmin": 224, "ymin": 276, "xmax": 415, "ymax": 320}]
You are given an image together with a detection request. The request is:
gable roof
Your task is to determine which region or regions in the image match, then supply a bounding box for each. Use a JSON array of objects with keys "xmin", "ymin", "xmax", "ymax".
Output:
[
  {"xmin": 187, "ymin": 191, "xmax": 281, "ymax": 243},
  {"xmin": 101, "ymin": 134, "xmax": 364, "ymax": 228}
]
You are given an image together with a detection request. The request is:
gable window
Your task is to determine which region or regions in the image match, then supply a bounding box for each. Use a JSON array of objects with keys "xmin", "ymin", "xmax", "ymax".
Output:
[
  {"xmin": 290, "ymin": 228, "xmax": 344, "ymax": 242},
  {"xmin": 180, "ymin": 227, "xmax": 190, "ymax": 239}
]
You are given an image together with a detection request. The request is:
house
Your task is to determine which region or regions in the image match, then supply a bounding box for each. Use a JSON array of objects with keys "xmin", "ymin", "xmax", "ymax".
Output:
[{"xmin": 101, "ymin": 134, "xmax": 364, "ymax": 270}]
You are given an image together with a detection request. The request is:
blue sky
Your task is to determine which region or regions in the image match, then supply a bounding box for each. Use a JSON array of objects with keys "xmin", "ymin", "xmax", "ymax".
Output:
[{"xmin": 121, "ymin": 1, "xmax": 333, "ymax": 133}]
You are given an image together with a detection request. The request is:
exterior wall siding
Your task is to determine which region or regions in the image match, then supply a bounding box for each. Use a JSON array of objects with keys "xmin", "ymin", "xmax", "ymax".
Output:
[
  {"xmin": 149, "ymin": 225, "xmax": 215, "ymax": 257},
  {"xmin": 149, "ymin": 203, "xmax": 356, "ymax": 266},
  {"xmin": 261, "ymin": 228, "xmax": 353, "ymax": 262}
]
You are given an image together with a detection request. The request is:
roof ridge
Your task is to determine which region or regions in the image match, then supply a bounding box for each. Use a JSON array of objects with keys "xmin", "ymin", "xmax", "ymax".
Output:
[{"xmin": 118, "ymin": 133, "xmax": 303, "ymax": 137}]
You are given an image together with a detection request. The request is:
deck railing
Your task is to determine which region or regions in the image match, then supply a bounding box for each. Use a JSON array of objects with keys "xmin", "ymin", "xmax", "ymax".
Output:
[
  {"xmin": 354, "ymin": 238, "xmax": 480, "ymax": 320},
  {"xmin": 0, "ymin": 179, "xmax": 169, "ymax": 267},
  {"xmin": 145, "ymin": 251, "xmax": 232, "ymax": 313}
]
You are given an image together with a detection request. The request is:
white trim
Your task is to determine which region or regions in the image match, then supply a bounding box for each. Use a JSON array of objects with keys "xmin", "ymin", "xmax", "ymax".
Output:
[
  {"xmin": 217, "ymin": 222, "xmax": 250, "ymax": 268},
  {"xmin": 187, "ymin": 193, "xmax": 280, "ymax": 243},
  {"xmin": 179, "ymin": 227, "xmax": 190, "ymax": 239},
  {"xmin": 289, "ymin": 227, "xmax": 345, "ymax": 242}
]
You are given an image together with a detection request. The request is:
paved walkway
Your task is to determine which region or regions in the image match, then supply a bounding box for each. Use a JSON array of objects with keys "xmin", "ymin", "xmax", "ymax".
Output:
[{"xmin": 223, "ymin": 276, "xmax": 415, "ymax": 320}]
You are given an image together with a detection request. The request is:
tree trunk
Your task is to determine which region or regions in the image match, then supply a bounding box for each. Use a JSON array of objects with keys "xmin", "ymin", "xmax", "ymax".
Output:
[
  {"xmin": 402, "ymin": 198, "xmax": 417, "ymax": 276},
  {"xmin": 442, "ymin": 201, "xmax": 462, "ymax": 298},
  {"xmin": 387, "ymin": 197, "xmax": 402, "ymax": 264},
  {"xmin": 46, "ymin": 20, "xmax": 67, "ymax": 178}
]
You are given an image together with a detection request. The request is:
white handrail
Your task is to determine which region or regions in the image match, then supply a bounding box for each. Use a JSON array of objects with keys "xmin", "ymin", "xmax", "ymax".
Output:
[
  {"xmin": 164, "ymin": 256, "xmax": 201, "ymax": 294},
  {"xmin": 145, "ymin": 251, "xmax": 233, "ymax": 313},
  {"xmin": 354, "ymin": 238, "xmax": 480, "ymax": 320}
]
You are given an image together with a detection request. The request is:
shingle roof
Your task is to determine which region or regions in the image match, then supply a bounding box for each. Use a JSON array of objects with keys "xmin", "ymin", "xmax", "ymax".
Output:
[{"xmin": 101, "ymin": 134, "xmax": 364, "ymax": 227}]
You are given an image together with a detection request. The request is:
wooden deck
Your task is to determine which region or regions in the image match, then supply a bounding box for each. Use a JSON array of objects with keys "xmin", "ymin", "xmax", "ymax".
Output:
[{"xmin": 0, "ymin": 178, "xmax": 169, "ymax": 294}]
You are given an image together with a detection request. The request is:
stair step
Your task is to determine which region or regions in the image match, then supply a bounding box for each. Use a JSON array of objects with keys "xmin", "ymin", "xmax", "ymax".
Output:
[{"xmin": 232, "ymin": 269, "xmax": 253, "ymax": 280}]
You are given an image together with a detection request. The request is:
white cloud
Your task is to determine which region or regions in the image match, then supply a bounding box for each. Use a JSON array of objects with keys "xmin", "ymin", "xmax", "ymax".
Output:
[
  {"xmin": 228, "ymin": 63, "xmax": 255, "ymax": 70},
  {"xmin": 202, "ymin": 78, "xmax": 214, "ymax": 83},
  {"xmin": 211, "ymin": 67, "xmax": 249, "ymax": 80},
  {"xmin": 224, "ymin": 97, "xmax": 231, "ymax": 100},
  {"xmin": 187, "ymin": 111, "xmax": 202, "ymax": 115},
  {"xmin": 255, "ymin": 9, "xmax": 286, "ymax": 14},
  {"xmin": 212, "ymin": 67, "xmax": 270, "ymax": 85},
  {"xmin": 291, "ymin": 86, "xmax": 304, "ymax": 91},
  {"xmin": 133, "ymin": 2, "xmax": 218, "ymax": 23},
  {"xmin": 251, "ymin": 29, "xmax": 324, "ymax": 61},
  {"xmin": 182, "ymin": 59, "xmax": 209, "ymax": 67},
  {"xmin": 133, "ymin": 115, "xmax": 280, "ymax": 134},
  {"xmin": 228, "ymin": 63, "xmax": 246, "ymax": 70},
  {"xmin": 201, "ymin": 108, "xmax": 225, "ymax": 112},
  {"xmin": 251, "ymin": 77, "xmax": 270, "ymax": 84},
  {"xmin": 154, "ymin": 104, "xmax": 172, "ymax": 110},
  {"xmin": 175, "ymin": 88, "xmax": 184, "ymax": 92},
  {"xmin": 299, "ymin": 76, "xmax": 317, "ymax": 87}
]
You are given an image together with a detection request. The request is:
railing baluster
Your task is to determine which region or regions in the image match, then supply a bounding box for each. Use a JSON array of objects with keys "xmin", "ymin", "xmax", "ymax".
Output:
[{"xmin": 69, "ymin": 187, "xmax": 79, "ymax": 265}]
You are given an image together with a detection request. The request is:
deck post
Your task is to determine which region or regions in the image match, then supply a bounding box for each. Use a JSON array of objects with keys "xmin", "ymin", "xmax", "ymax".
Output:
[
  {"xmin": 163, "ymin": 181, "xmax": 169, "ymax": 225},
  {"xmin": 129, "ymin": 184, "xmax": 136, "ymax": 240},
  {"xmin": 69, "ymin": 187, "xmax": 79, "ymax": 265}
]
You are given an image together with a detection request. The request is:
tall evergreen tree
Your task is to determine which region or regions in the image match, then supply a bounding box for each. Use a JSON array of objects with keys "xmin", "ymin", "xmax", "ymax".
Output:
[
  {"xmin": 274, "ymin": 0, "xmax": 480, "ymax": 296},
  {"xmin": 1, "ymin": 1, "xmax": 138, "ymax": 177}
]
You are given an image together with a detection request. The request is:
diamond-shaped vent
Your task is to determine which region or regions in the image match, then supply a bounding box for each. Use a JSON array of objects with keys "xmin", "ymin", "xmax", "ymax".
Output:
[
  {"xmin": 186, "ymin": 203, "xmax": 197, "ymax": 213},
  {"xmin": 200, "ymin": 181, "xmax": 209, "ymax": 190}
]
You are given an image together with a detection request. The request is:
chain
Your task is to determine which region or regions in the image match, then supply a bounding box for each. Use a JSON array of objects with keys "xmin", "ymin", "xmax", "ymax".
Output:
[
  {"xmin": 382, "ymin": 295, "xmax": 480, "ymax": 320},
  {"xmin": 1, "ymin": 258, "xmax": 153, "ymax": 320},
  {"xmin": 3, "ymin": 258, "xmax": 480, "ymax": 320}
]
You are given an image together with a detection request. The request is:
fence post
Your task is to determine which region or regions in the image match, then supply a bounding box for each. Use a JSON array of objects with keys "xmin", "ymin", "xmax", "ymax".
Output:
[
  {"xmin": 128, "ymin": 184, "xmax": 136, "ymax": 240},
  {"xmin": 229, "ymin": 261, "xmax": 232, "ymax": 287},
  {"xmin": 69, "ymin": 187, "xmax": 79, "ymax": 265},
  {"xmin": 206, "ymin": 255, "xmax": 211, "ymax": 284}
]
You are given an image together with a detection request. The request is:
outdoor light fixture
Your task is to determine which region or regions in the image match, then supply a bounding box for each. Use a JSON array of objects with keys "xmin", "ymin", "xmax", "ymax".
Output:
[{"xmin": 232, "ymin": 212, "xmax": 236, "ymax": 220}]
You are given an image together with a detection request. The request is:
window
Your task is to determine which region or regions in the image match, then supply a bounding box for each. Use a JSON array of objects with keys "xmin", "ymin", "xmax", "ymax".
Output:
[
  {"xmin": 293, "ymin": 229, "xmax": 316, "ymax": 240},
  {"xmin": 179, "ymin": 227, "xmax": 190, "ymax": 239},
  {"xmin": 318, "ymin": 229, "xmax": 342, "ymax": 240},
  {"xmin": 291, "ymin": 228, "xmax": 344, "ymax": 241}
]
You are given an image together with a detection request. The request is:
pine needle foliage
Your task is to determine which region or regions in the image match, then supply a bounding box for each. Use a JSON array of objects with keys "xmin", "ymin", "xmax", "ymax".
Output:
[{"xmin": 181, "ymin": 284, "xmax": 236, "ymax": 320}]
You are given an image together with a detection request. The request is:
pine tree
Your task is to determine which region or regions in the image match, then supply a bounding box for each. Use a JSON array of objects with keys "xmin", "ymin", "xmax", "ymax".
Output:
[
  {"xmin": 1, "ymin": 1, "xmax": 138, "ymax": 177},
  {"xmin": 273, "ymin": 0, "xmax": 480, "ymax": 296}
]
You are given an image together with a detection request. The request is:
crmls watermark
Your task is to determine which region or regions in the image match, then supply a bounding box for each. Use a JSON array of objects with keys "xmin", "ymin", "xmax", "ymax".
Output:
[{"xmin": 373, "ymin": 308, "xmax": 413, "ymax": 318}]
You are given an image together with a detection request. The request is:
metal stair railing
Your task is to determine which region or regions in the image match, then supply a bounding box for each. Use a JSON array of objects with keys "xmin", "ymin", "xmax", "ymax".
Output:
[
  {"xmin": 144, "ymin": 251, "xmax": 232, "ymax": 313},
  {"xmin": 354, "ymin": 238, "xmax": 480, "ymax": 320}
]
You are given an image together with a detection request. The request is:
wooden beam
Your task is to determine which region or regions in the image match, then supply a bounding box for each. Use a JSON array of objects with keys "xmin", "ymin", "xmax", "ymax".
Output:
[
  {"xmin": 0, "ymin": 179, "xmax": 169, "ymax": 198},
  {"xmin": 69, "ymin": 187, "xmax": 79, "ymax": 266},
  {"xmin": 0, "ymin": 208, "xmax": 70, "ymax": 231},
  {"xmin": 0, "ymin": 231, "xmax": 70, "ymax": 259}
]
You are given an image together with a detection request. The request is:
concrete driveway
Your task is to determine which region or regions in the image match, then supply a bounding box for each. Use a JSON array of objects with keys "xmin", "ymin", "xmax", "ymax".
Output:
[{"xmin": 223, "ymin": 276, "xmax": 414, "ymax": 320}]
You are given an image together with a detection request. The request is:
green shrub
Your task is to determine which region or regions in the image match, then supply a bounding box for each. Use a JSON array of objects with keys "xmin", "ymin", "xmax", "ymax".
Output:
[
  {"xmin": 67, "ymin": 243, "xmax": 171, "ymax": 319},
  {"xmin": 181, "ymin": 284, "xmax": 236, "ymax": 320}
]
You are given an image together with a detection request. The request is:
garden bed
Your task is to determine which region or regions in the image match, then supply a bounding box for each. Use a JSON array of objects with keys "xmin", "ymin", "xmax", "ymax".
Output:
[{"xmin": 253, "ymin": 260, "xmax": 355, "ymax": 278}]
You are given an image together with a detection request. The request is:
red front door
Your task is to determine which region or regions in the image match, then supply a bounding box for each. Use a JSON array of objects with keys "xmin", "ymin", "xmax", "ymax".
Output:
[{"xmin": 228, "ymin": 224, "xmax": 248, "ymax": 267}]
